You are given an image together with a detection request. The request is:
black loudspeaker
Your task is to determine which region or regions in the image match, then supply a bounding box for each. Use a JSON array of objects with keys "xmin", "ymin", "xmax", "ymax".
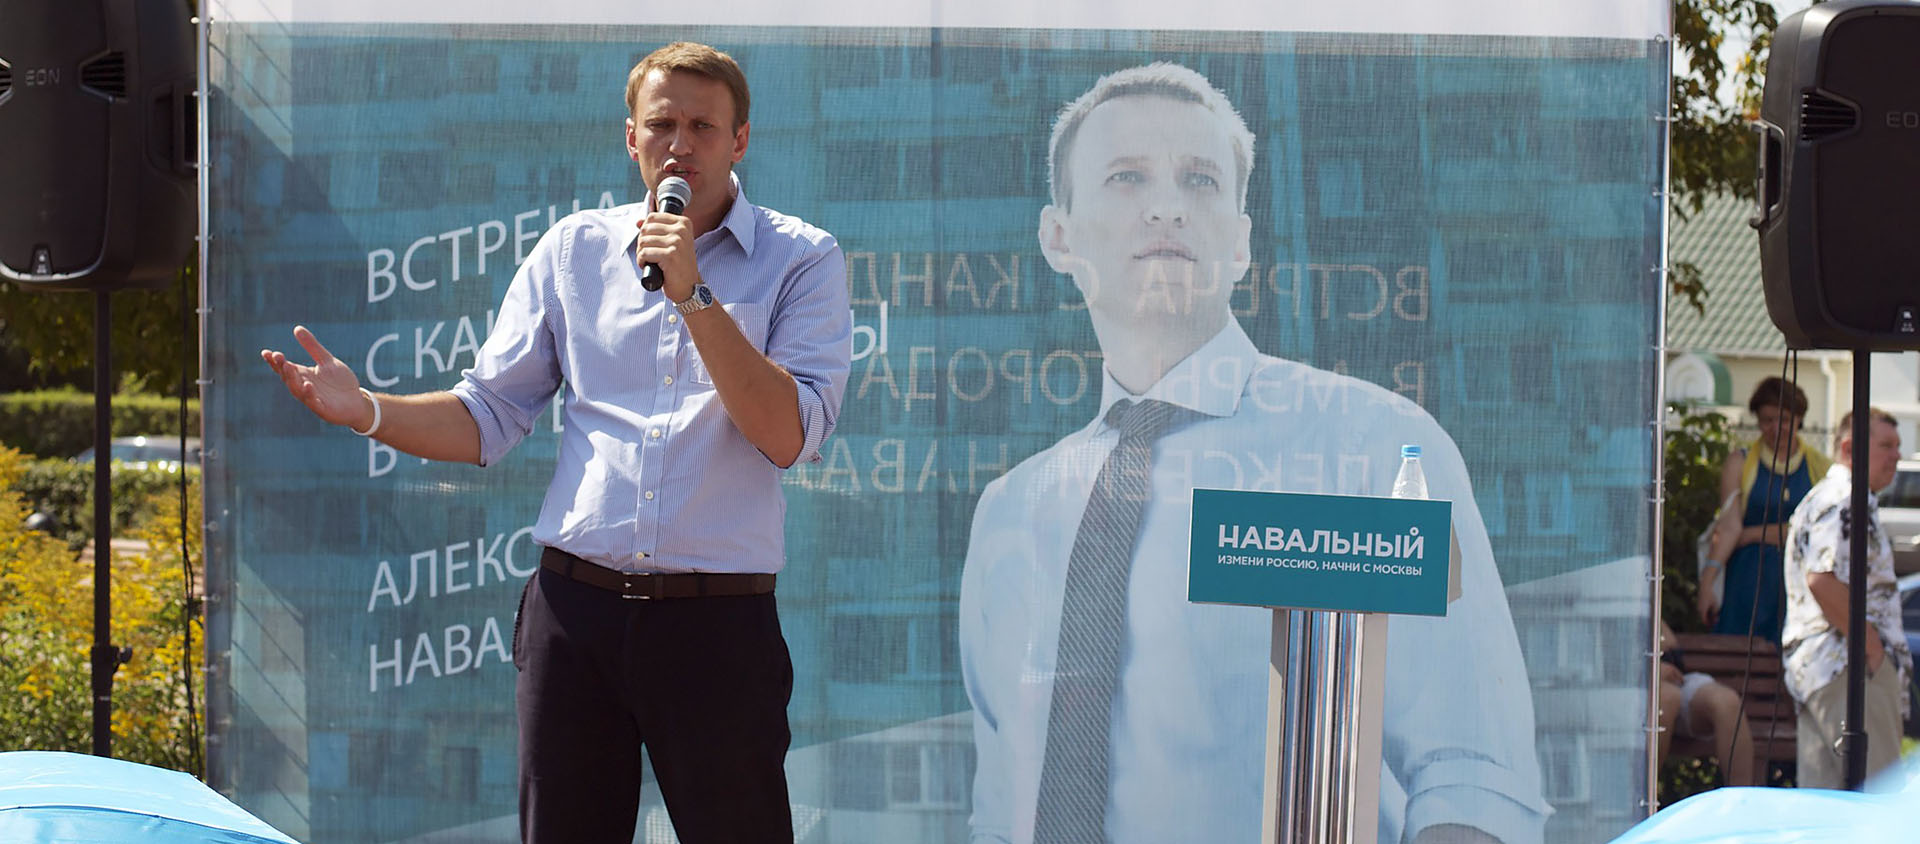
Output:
[
  {"xmin": 0, "ymin": 0, "xmax": 195, "ymax": 292},
  {"xmin": 1753, "ymin": 0, "xmax": 1920, "ymax": 351}
]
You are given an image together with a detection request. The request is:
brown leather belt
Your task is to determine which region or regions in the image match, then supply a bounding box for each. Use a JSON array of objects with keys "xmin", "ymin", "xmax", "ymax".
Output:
[{"xmin": 540, "ymin": 547, "xmax": 776, "ymax": 600}]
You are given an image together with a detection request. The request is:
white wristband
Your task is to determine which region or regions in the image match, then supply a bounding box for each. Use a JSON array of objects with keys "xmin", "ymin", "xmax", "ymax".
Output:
[{"xmin": 349, "ymin": 388, "xmax": 383, "ymax": 437}]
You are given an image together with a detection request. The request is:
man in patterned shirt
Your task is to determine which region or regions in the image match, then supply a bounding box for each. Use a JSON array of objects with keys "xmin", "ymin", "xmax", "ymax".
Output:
[{"xmin": 1781, "ymin": 406, "xmax": 1913, "ymax": 788}]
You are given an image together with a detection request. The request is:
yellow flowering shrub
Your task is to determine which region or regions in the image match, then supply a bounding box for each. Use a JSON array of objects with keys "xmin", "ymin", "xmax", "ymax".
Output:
[{"xmin": 0, "ymin": 446, "xmax": 204, "ymax": 775}]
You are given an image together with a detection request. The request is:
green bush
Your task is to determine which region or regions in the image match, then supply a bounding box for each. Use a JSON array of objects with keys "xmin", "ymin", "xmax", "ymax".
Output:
[
  {"xmin": 1659, "ymin": 404, "xmax": 1759, "ymax": 804},
  {"xmin": 0, "ymin": 389, "xmax": 200, "ymax": 459},
  {"xmin": 13, "ymin": 457, "xmax": 197, "ymax": 550},
  {"xmin": 0, "ymin": 446, "xmax": 204, "ymax": 775},
  {"xmin": 1662, "ymin": 404, "xmax": 1733, "ymax": 636}
]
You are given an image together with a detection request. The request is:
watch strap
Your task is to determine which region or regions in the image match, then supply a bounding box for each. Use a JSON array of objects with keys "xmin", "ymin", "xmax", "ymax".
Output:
[{"xmin": 675, "ymin": 285, "xmax": 715, "ymax": 315}]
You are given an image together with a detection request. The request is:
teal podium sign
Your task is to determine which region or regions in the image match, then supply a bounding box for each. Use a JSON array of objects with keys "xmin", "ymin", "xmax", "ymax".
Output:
[{"xmin": 1187, "ymin": 488, "xmax": 1452, "ymax": 616}]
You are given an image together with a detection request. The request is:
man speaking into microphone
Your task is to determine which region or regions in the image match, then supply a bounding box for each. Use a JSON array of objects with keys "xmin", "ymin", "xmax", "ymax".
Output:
[
  {"xmin": 260, "ymin": 41, "xmax": 851, "ymax": 844},
  {"xmin": 641, "ymin": 175, "xmax": 690, "ymax": 290}
]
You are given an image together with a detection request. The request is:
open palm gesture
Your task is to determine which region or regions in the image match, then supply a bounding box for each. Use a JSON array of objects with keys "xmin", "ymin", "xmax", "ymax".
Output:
[{"xmin": 260, "ymin": 325, "xmax": 370, "ymax": 430}]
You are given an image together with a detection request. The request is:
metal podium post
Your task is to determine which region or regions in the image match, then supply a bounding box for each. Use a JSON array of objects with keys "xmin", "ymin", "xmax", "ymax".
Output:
[
  {"xmin": 1263, "ymin": 609, "xmax": 1387, "ymax": 844},
  {"xmin": 1188, "ymin": 487, "xmax": 1450, "ymax": 844}
]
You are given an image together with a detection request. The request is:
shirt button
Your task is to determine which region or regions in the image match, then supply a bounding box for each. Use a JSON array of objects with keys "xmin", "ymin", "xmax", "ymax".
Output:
[
  {"xmin": 635, "ymin": 552, "xmax": 648, "ymax": 560},
  {"xmin": 645, "ymin": 490, "xmax": 655, "ymax": 501},
  {"xmin": 650, "ymin": 429, "xmax": 661, "ymax": 439},
  {"xmin": 668, "ymin": 314, "xmax": 679, "ymax": 324},
  {"xmin": 664, "ymin": 376, "xmax": 674, "ymax": 385}
]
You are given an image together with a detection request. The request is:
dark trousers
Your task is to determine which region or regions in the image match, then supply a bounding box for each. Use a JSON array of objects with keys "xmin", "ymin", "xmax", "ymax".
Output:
[{"xmin": 515, "ymin": 566, "xmax": 794, "ymax": 843}]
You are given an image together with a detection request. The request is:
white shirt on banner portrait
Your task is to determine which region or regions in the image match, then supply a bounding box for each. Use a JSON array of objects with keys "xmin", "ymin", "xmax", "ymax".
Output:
[{"xmin": 960, "ymin": 321, "xmax": 1549, "ymax": 844}]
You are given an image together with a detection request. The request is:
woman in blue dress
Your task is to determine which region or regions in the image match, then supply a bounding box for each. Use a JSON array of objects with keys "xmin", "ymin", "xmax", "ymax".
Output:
[{"xmin": 1698, "ymin": 377, "xmax": 1830, "ymax": 643}]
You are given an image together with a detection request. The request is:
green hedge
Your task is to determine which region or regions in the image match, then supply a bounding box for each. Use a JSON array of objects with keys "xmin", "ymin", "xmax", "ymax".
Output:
[
  {"xmin": 13, "ymin": 456, "xmax": 196, "ymax": 550},
  {"xmin": 0, "ymin": 390, "xmax": 200, "ymax": 459}
]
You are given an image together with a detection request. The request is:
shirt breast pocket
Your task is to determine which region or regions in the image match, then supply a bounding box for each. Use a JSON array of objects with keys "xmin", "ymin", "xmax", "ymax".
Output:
[{"xmin": 690, "ymin": 302, "xmax": 771, "ymax": 385}]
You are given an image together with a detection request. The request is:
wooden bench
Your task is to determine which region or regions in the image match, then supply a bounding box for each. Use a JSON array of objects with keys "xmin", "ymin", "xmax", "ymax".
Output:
[{"xmin": 1669, "ymin": 633, "xmax": 1796, "ymax": 768}]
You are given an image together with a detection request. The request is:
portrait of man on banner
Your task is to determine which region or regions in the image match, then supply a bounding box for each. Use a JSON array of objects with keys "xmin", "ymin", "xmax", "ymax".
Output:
[{"xmin": 958, "ymin": 63, "xmax": 1550, "ymax": 844}]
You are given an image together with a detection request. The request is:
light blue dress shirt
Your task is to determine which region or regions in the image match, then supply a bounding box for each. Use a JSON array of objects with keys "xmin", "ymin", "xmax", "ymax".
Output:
[
  {"xmin": 960, "ymin": 321, "xmax": 1548, "ymax": 844},
  {"xmin": 449, "ymin": 176, "xmax": 850, "ymax": 574}
]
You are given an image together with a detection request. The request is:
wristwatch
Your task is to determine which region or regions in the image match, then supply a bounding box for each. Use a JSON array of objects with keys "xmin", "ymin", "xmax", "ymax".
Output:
[{"xmin": 674, "ymin": 283, "xmax": 716, "ymax": 315}]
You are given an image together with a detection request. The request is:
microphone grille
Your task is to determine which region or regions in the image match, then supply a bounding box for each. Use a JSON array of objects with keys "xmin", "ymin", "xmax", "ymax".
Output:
[{"xmin": 658, "ymin": 176, "xmax": 693, "ymax": 208}]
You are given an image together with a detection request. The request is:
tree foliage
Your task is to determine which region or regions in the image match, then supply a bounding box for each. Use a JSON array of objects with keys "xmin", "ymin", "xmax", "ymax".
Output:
[
  {"xmin": 1669, "ymin": 0, "xmax": 1779, "ymax": 313},
  {"xmin": 0, "ymin": 256, "xmax": 199, "ymax": 396}
]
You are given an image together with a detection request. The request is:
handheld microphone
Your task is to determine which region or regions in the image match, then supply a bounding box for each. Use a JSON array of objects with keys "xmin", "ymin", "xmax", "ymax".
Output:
[{"xmin": 640, "ymin": 176, "xmax": 693, "ymax": 292}]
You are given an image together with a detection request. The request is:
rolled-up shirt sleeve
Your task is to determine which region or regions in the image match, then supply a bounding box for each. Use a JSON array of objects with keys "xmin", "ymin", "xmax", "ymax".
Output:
[
  {"xmin": 448, "ymin": 223, "xmax": 565, "ymax": 467},
  {"xmin": 1401, "ymin": 755, "xmax": 1547, "ymax": 844},
  {"xmin": 767, "ymin": 236, "xmax": 850, "ymax": 466}
]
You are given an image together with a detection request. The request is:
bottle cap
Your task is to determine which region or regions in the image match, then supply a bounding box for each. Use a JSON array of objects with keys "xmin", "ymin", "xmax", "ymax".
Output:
[{"xmin": 1401, "ymin": 444, "xmax": 1420, "ymax": 458}]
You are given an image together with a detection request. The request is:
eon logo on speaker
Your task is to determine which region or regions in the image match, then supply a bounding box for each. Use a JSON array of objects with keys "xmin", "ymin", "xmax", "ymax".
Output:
[
  {"xmin": 21, "ymin": 67, "xmax": 62, "ymax": 87},
  {"xmin": 1886, "ymin": 111, "xmax": 1920, "ymax": 129}
]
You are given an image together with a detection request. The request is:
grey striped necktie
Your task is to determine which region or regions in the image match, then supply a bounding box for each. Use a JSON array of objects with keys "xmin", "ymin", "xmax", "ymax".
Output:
[{"xmin": 1034, "ymin": 397, "xmax": 1188, "ymax": 843}]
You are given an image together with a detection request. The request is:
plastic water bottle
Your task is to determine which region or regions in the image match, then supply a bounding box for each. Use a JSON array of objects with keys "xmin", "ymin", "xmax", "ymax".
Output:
[{"xmin": 1391, "ymin": 444, "xmax": 1428, "ymax": 499}]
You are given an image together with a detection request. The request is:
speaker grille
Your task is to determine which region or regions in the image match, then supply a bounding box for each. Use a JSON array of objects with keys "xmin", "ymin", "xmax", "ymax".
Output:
[
  {"xmin": 81, "ymin": 52, "xmax": 126, "ymax": 99},
  {"xmin": 1799, "ymin": 91, "xmax": 1857, "ymax": 141}
]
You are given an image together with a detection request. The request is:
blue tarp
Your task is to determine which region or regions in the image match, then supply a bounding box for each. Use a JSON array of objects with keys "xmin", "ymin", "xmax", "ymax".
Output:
[
  {"xmin": 0, "ymin": 751, "xmax": 299, "ymax": 843},
  {"xmin": 1610, "ymin": 759, "xmax": 1920, "ymax": 844}
]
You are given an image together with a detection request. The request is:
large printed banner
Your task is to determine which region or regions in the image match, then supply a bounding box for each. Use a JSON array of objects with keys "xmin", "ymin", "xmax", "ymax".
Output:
[{"xmin": 206, "ymin": 3, "xmax": 1666, "ymax": 842}]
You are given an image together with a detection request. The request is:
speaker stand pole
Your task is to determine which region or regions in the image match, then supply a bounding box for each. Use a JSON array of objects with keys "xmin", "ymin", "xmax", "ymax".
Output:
[
  {"xmin": 89, "ymin": 289, "xmax": 123, "ymax": 758},
  {"xmin": 1839, "ymin": 351, "xmax": 1872, "ymax": 788}
]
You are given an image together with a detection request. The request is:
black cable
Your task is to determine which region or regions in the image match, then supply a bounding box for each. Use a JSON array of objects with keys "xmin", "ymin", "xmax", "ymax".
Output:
[{"xmin": 1720, "ymin": 349, "xmax": 1794, "ymax": 785}]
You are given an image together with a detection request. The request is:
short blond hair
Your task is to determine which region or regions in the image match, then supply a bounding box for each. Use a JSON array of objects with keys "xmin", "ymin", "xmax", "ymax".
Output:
[
  {"xmin": 626, "ymin": 42, "xmax": 750, "ymax": 130},
  {"xmin": 1835, "ymin": 406, "xmax": 1898, "ymax": 452},
  {"xmin": 1047, "ymin": 63, "xmax": 1255, "ymax": 211}
]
